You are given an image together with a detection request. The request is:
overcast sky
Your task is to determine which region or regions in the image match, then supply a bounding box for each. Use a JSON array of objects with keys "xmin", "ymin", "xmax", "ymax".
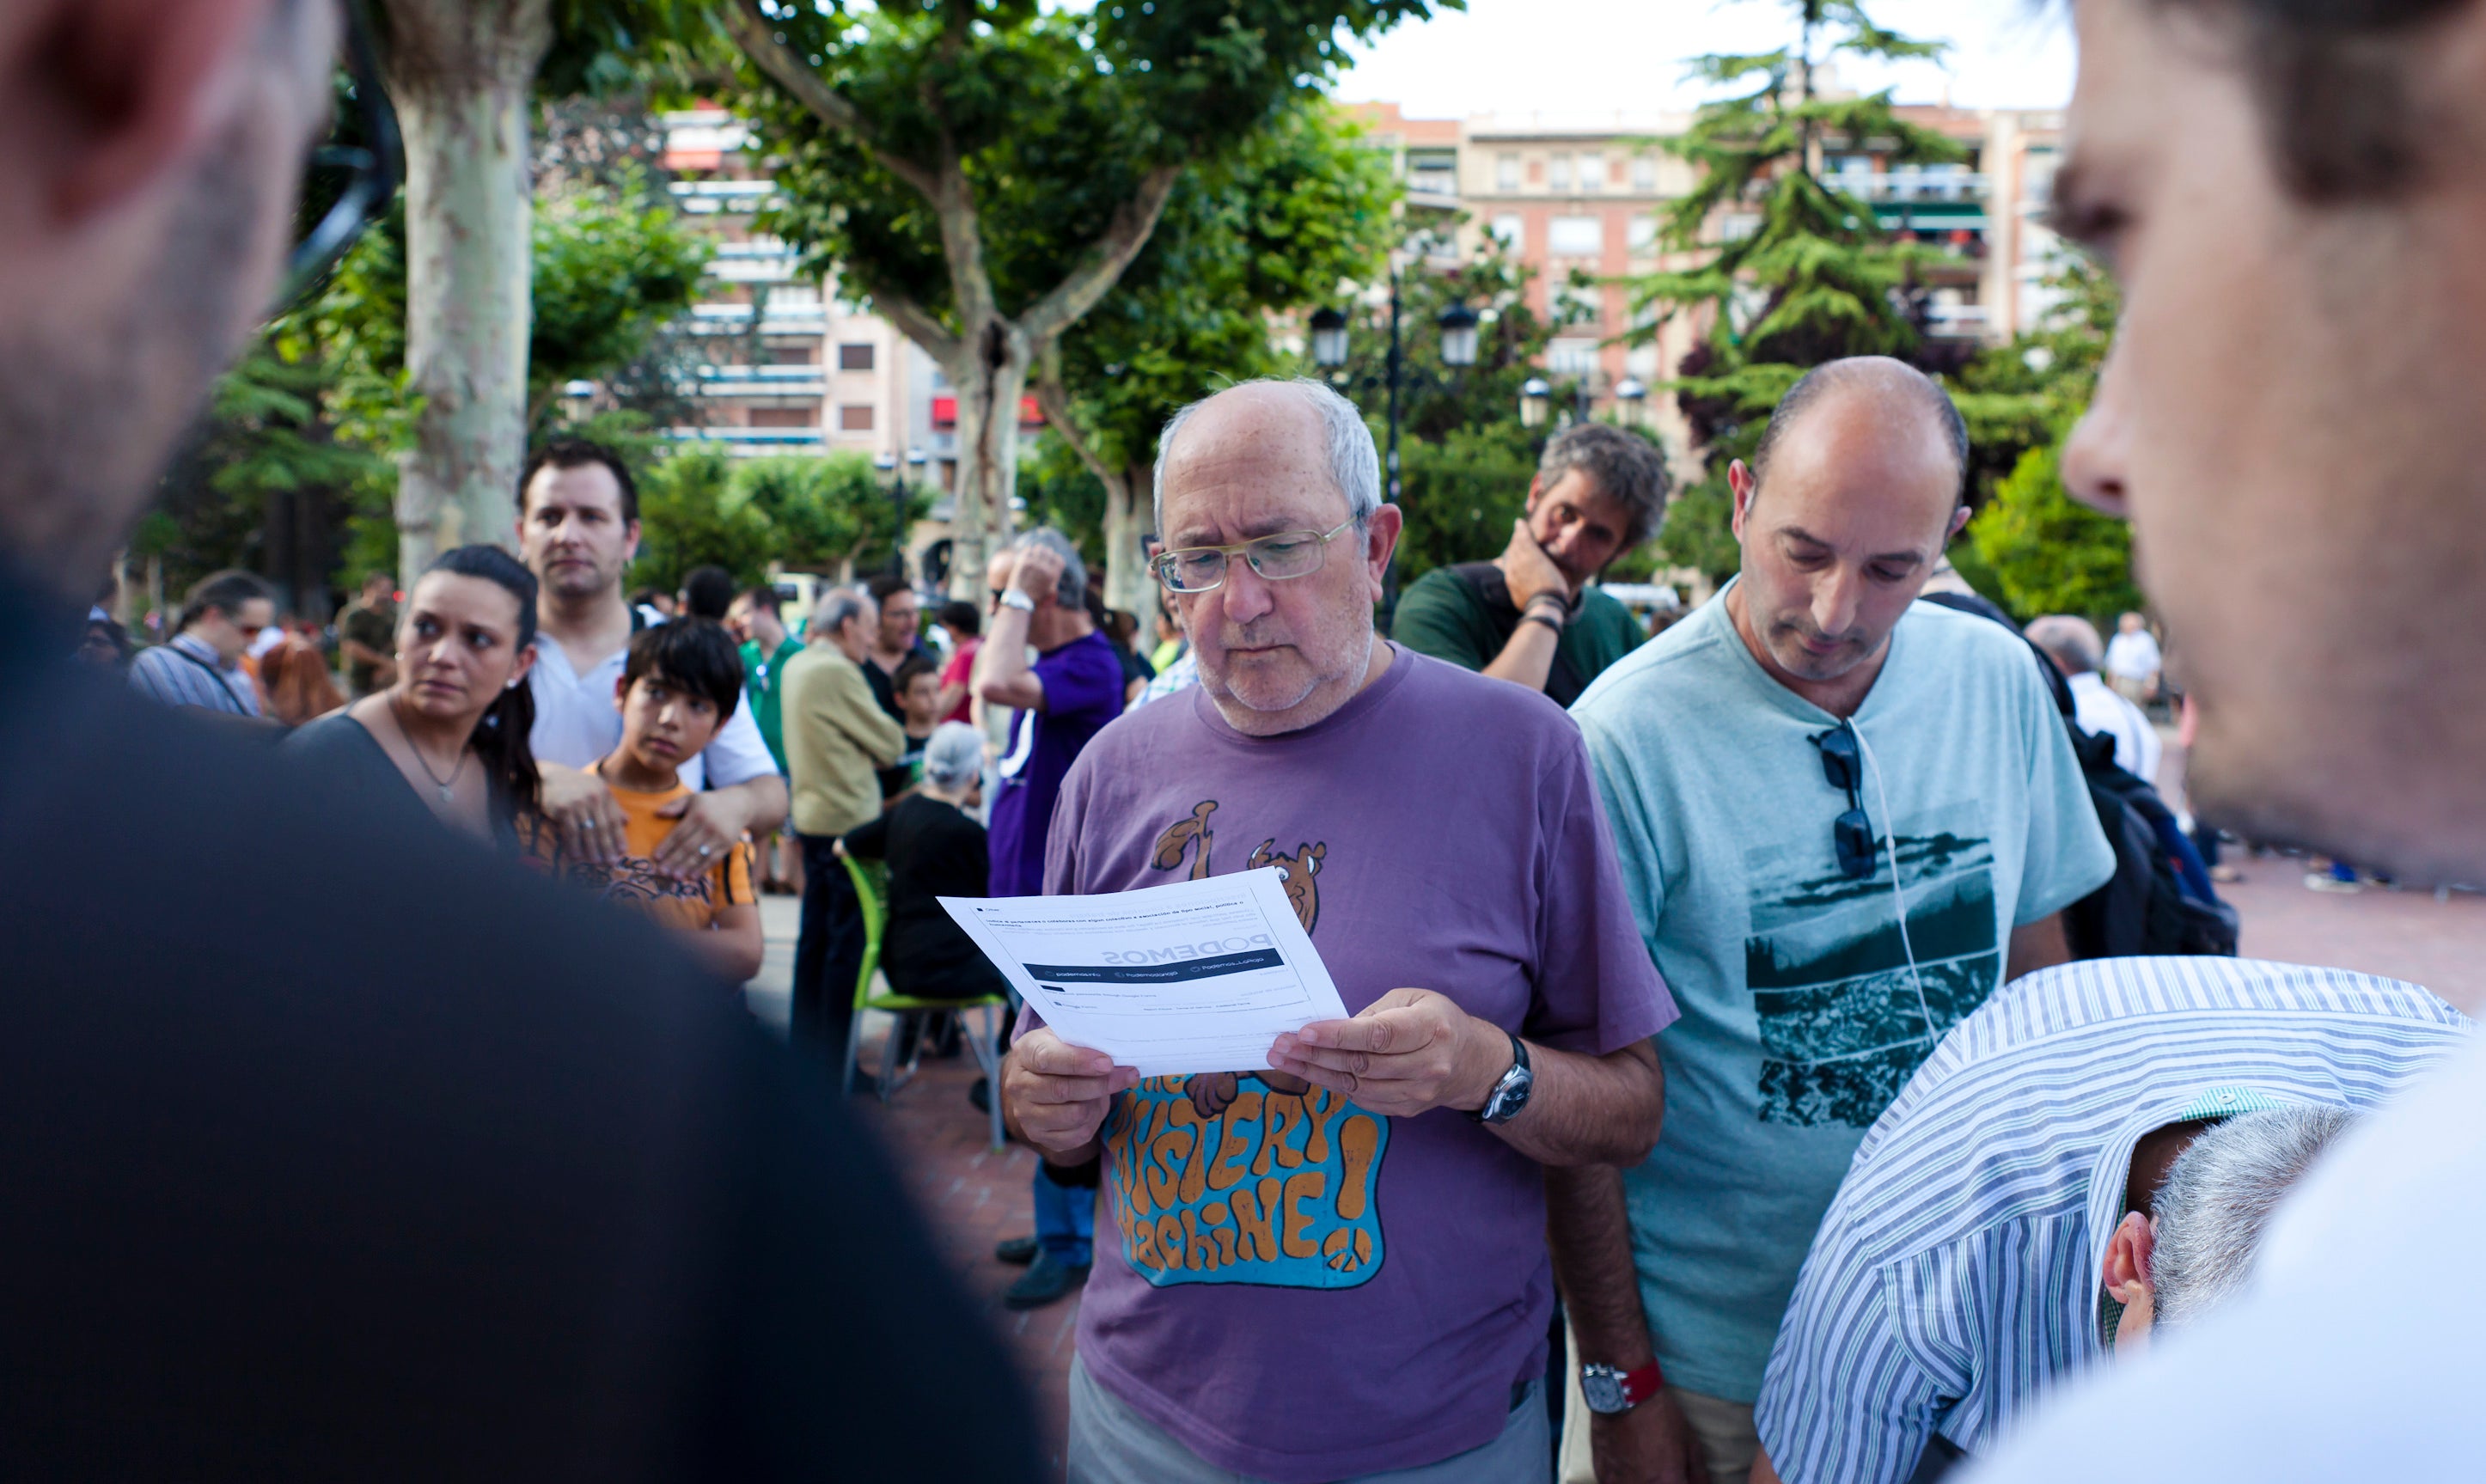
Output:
[{"xmin": 1333, "ymin": 0, "xmax": 2074, "ymax": 119}]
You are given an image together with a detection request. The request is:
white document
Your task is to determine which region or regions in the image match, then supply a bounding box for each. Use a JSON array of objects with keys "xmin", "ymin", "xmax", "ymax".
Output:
[{"xmin": 938, "ymin": 868, "xmax": 1349, "ymax": 1077}]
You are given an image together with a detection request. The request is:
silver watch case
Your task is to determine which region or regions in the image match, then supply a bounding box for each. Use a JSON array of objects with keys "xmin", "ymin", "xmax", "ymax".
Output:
[{"xmin": 1579, "ymin": 1364, "xmax": 1633, "ymax": 1415}]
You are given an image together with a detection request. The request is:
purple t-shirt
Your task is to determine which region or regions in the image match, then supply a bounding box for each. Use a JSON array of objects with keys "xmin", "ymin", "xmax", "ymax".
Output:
[
  {"xmin": 987, "ymin": 630, "xmax": 1125, "ymax": 898},
  {"xmin": 1039, "ymin": 644, "xmax": 1676, "ymax": 1481}
]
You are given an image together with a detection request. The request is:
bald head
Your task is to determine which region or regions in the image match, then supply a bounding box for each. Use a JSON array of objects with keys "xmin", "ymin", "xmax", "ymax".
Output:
[
  {"xmin": 1750, "ymin": 357, "xmax": 1969, "ymax": 510},
  {"xmin": 1152, "ymin": 378, "xmax": 1379, "ymax": 540}
]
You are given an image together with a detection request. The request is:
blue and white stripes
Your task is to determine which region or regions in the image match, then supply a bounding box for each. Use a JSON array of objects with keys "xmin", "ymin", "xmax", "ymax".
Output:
[
  {"xmin": 128, "ymin": 634, "xmax": 261, "ymax": 718},
  {"xmin": 1753, "ymin": 956, "xmax": 2469, "ymax": 1484}
]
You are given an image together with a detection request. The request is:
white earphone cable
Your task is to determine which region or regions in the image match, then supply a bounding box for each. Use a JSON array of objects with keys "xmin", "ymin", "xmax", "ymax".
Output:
[{"xmin": 1848, "ymin": 716, "xmax": 1932, "ymax": 1027}]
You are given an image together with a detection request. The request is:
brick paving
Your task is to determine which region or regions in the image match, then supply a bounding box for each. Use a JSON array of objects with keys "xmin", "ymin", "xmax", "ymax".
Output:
[
  {"xmin": 748, "ymin": 744, "xmax": 2486, "ymax": 1475},
  {"xmin": 748, "ymin": 897, "xmax": 1080, "ymax": 1476}
]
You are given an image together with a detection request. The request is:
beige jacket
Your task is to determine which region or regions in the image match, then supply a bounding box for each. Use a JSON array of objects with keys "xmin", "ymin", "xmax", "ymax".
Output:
[{"xmin": 780, "ymin": 644, "xmax": 906, "ymax": 838}]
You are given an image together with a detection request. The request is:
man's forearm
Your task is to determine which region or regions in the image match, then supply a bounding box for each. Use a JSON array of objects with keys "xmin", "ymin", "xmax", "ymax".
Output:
[
  {"xmin": 975, "ymin": 607, "xmax": 1041, "ymax": 709},
  {"xmin": 1491, "ymin": 1040, "xmax": 1664, "ymax": 1167},
  {"xmin": 1479, "ymin": 620, "xmax": 1561, "ymax": 692},
  {"xmin": 723, "ymin": 774, "xmax": 789, "ymax": 835},
  {"xmin": 1547, "ymin": 1163, "xmax": 1657, "ymax": 1370},
  {"xmin": 2006, "ymin": 911, "xmax": 2071, "ymax": 982}
]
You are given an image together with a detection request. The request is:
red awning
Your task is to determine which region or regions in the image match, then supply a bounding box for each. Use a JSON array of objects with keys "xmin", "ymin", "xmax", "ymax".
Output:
[{"xmin": 931, "ymin": 394, "xmax": 1044, "ymax": 431}]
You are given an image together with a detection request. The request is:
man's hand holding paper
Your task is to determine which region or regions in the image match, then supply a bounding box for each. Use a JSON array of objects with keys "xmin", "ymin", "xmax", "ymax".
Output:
[
  {"xmin": 942, "ymin": 868, "xmax": 1348, "ymax": 1078},
  {"xmin": 1003, "ymin": 1029, "xmax": 1139, "ymax": 1157}
]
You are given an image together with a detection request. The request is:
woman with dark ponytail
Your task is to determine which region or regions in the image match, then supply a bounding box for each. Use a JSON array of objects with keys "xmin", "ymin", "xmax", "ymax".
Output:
[{"xmin": 286, "ymin": 547, "xmax": 541, "ymax": 847}]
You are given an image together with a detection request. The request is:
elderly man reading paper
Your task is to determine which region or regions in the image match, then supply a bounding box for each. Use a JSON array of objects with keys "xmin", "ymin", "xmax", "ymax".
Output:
[{"xmin": 999, "ymin": 379, "xmax": 1676, "ymax": 1484}]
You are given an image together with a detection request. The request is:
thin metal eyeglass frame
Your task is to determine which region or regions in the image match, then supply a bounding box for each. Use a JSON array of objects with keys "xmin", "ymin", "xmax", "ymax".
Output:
[
  {"xmin": 1150, "ymin": 518, "xmax": 1359, "ymax": 594},
  {"xmin": 275, "ymin": 0, "xmax": 401, "ymax": 312}
]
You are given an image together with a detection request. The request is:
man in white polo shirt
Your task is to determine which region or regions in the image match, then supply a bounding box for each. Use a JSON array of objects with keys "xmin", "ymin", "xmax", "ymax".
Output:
[{"xmin": 518, "ymin": 439, "xmax": 786, "ymax": 876}]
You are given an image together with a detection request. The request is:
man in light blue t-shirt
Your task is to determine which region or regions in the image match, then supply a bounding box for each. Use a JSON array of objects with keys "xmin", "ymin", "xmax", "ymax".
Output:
[{"xmin": 1552, "ymin": 358, "xmax": 2115, "ymax": 1484}]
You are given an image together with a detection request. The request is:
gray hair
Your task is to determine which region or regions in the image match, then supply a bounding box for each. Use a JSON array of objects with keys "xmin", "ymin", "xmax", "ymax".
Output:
[
  {"xmin": 1013, "ymin": 527, "xmax": 1086, "ymax": 609},
  {"xmin": 921, "ymin": 720, "xmax": 985, "ymax": 791},
  {"xmin": 2025, "ymin": 614, "xmax": 2106, "ymax": 675},
  {"xmin": 812, "ymin": 586, "xmax": 873, "ymax": 638},
  {"xmin": 1151, "ymin": 377, "xmax": 1382, "ymax": 539},
  {"xmin": 1538, "ymin": 422, "xmax": 1671, "ymax": 546},
  {"xmin": 2150, "ymin": 1105, "xmax": 2356, "ymax": 1330}
]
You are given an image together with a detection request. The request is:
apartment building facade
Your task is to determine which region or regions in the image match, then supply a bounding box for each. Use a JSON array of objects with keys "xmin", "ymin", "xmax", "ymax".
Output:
[
  {"xmin": 1350, "ymin": 99, "xmax": 2069, "ymax": 461},
  {"xmin": 659, "ymin": 109, "xmax": 990, "ymax": 490}
]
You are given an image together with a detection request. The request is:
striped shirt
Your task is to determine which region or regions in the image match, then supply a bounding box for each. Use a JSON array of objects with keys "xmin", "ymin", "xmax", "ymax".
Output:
[
  {"xmin": 1755, "ymin": 956, "xmax": 2469, "ymax": 1484},
  {"xmin": 129, "ymin": 634, "xmax": 262, "ymax": 718}
]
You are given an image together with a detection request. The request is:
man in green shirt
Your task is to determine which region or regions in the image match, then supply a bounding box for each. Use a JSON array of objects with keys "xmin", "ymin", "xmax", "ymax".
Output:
[
  {"xmin": 730, "ymin": 583, "xmax": 807, "ymax": 892},
  {"xmin": 1392, "ymin": 422, "xmax": 1670, "ymax": 706}
]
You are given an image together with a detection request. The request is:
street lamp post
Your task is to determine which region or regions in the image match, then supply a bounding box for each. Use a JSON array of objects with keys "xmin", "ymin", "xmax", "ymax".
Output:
[
  {"xmin": 874, "ymin": 451, "xmax": 905, "ymax": 579},
  {"xmin": 1311, "ymin": 267, "xmax": 1476, "ymax": 631}
]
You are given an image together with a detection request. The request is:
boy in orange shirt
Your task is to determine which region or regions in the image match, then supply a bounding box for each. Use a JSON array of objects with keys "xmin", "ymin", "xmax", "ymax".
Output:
[{"xmin": 533, "ymin": 620, "xmax": 765, "ymax": 981}]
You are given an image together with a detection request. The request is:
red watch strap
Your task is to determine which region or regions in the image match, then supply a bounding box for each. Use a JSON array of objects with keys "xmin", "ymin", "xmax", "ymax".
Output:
[{"xmin": 1617, "ymin": 1358, "xmax": 1664, "ymax": 1408}]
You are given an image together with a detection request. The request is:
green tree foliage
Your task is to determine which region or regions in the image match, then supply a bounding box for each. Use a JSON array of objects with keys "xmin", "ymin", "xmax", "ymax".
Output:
[
  {"xmin": 1320, "ymin": 235, "xmax": 1583, "ymax": 586},
  {"xmin": 719, "ymin": 0, "xmax": 1445, "ymax": 595},
  {"xmin": 528, "ymin": 172, "xmax": 712, "ymax": 427},
  {"xmin": 1955, "ymin": 256, "xmax": 2135, "ymax": 622},
  {"xmin": 1034, "ymin": 98, "xmax": 1397, "ymax": 608},
  {"xmin": 631, "ymin": 447, "xmax": 775, "ymax": 592},
  {"xmin": 629, "ymin": 449, "xmax": 931, "ymax": 593},
  {"xmin": 1966, "ymin": 441, "xmax": 2139, "ymax": 624},
  {"xmin": 1625, "ymin": 0, "xmax": 1967, "ymax": 586},
  {"xmin": 137, "ymin": 337, "xmax": 393, "ymax": 609}
]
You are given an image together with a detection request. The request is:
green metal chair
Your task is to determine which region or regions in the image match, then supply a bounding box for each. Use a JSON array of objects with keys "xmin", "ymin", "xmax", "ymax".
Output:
[{"xmin": 840, "ymin": 852, "xmax": 1010, "ymax": 1151}]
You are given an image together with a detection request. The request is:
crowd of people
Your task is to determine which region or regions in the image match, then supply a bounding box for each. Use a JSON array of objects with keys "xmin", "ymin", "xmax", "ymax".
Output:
[
  {"xmin": 90, "ymin": 357, "xmax": 2433, "ymax": 1484},
  {"xmin": 15, "ymin": 0, "xmax": 2486, "ymax": 1479}
]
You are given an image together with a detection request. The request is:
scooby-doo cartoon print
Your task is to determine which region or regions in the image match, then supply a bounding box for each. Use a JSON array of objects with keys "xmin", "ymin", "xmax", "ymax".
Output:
[{"xmin": 1111, "ymin": 800, "xmax": 1386, "ymax": 1289}]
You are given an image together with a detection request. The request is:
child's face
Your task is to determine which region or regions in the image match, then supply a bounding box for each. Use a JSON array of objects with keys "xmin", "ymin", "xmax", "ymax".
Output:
[
  {"xmin": 614, "ymin": 669, "xmax": 725, "ymax": 772},
  {"xmin": 901, "ymin": 673, "xmax": 941, "ymax": 726}
]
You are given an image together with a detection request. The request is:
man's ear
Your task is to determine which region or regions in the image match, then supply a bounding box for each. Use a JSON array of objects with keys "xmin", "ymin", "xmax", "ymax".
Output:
[
  {"xmin": 2103, "ymin": 1209, "xmax": 2160, "ymax": 1347},
  {"xmin": 1727, "ymin": 460, "xmax": 1757, "ymax": 538},
  {"xmin": 1360, "ymin": 505, "xmax": 1403, "ymax": 602},
  {"xmin": 622, "ymin": 519, "xmax": 643, "ymax": 567},
  {"xmin": 614, "ymin": 675, "xmax": 632, "ymax": 707},
  {"xmin": 1946, "ymin": 503, "xmax": 1973, "ymax": 542},
  {"xmin": 23, "ymin": 0, "xmax": 278, "ymax": 227}
]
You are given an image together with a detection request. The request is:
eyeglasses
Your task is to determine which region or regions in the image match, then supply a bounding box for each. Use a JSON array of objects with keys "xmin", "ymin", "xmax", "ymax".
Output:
[
  {"xmin": 1812, "ymin": 722, "xmax": 1878, "ymax": 880},
  {"xmin": 278, "ymin": 0, "xmax": 400, "ymax": 310},
  {"xmin": 1150, "ymin": 519, "xmax": 1359, "ymax": 594}
]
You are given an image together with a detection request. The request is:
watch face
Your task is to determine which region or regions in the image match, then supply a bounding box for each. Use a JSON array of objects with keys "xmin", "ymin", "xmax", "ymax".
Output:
[{"xmin": 1580, "ymin": 1369, "xmax": 1626, "ymax": 1414}]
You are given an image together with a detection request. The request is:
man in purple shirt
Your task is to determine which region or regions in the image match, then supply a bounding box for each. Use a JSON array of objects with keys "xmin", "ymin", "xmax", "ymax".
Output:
[
  {"xmin": 1001, "ymin": 380, "xmax": 1676, "ymax": 1483},
  {"xmin": 975, "ymin": 524, "xmax": 1127, "ymax": 1307}
]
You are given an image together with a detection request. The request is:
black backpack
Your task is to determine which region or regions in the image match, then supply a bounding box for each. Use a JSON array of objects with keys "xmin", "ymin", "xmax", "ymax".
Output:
[{"xmin": 1917, "ymin": 592, "xmax": 2239, "ymax": 961}]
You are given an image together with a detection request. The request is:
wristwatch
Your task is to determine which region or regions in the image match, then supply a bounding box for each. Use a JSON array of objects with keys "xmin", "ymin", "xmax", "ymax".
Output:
[
  {"xmin": 1471, "ymin": 1031, "xmax": 1533, "ymax": 1125},
  {"xmin": 1579, "ymin": 1359, "xmax": 1664, "ymax": 1415},
  {"xmin": 999, "ymin": 589, "xmax": 1035, "ymax": 613}
]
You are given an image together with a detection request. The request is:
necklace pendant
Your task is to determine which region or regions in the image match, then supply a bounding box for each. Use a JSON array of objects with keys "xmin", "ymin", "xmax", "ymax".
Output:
[{"xmin": 439, "ymin": 785, "xmax": 456, "ymax": 803}]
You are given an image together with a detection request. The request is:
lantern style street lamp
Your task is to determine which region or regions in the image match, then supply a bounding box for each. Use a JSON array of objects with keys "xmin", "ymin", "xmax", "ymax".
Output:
[
  {"xmin": 1519, "ymin": 376, "xmax": 1552, "ymax": 429},
  {"xmin": 1309, "ymin": 308, "xmax": 1350, "ymax": 369},
  {"xmin": 1437, "ymin": 302, "xmax": 1480, "ymax": 369},
  {"xmin": 1614, "ymin": 377, "xmax": 1648, "ymax": 427}
]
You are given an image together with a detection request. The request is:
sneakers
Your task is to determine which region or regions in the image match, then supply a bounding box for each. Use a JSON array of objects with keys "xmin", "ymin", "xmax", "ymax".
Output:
[
  {"xmin": 994, "ymin": 1234, "xmax": 1039, "ymax": 1267},
  {"xmin": 1003, "ymin": 1250, "xmax": 1090, "ymax": 1310},
  {"xmin": 2305, "ymin": 871, "xmax": 2365, "ymax": 894}
]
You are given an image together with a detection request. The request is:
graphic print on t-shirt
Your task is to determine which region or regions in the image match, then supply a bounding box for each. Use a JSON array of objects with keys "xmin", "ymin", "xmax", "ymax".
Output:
[
  {"xmin": 1744, "ymin": 798, "xmax": 1999, "ymax": 1127},
  {"xmin": 1105, "ymin": 1073, "xmax": 1389, "ymax": 1288},
  {"xmin": 1108, "ymin": 799, "xmax": 1388, "ymax": 1288}
]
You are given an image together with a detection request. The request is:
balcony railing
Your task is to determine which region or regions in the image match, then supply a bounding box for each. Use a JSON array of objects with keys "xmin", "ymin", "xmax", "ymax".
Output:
[
  {"xmin": 667, "ymin": 426, "xmax": 827, "ymax": 448},
  {"xmin": 1831, "ymin": 171, "xmax": 1990, "ymax": 203}
]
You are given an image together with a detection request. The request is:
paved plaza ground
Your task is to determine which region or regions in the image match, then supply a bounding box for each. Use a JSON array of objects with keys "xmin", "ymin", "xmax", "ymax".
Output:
[{"xmin": 745, "ymin": 731, "xmax": 2486, "ymax": 1474}]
